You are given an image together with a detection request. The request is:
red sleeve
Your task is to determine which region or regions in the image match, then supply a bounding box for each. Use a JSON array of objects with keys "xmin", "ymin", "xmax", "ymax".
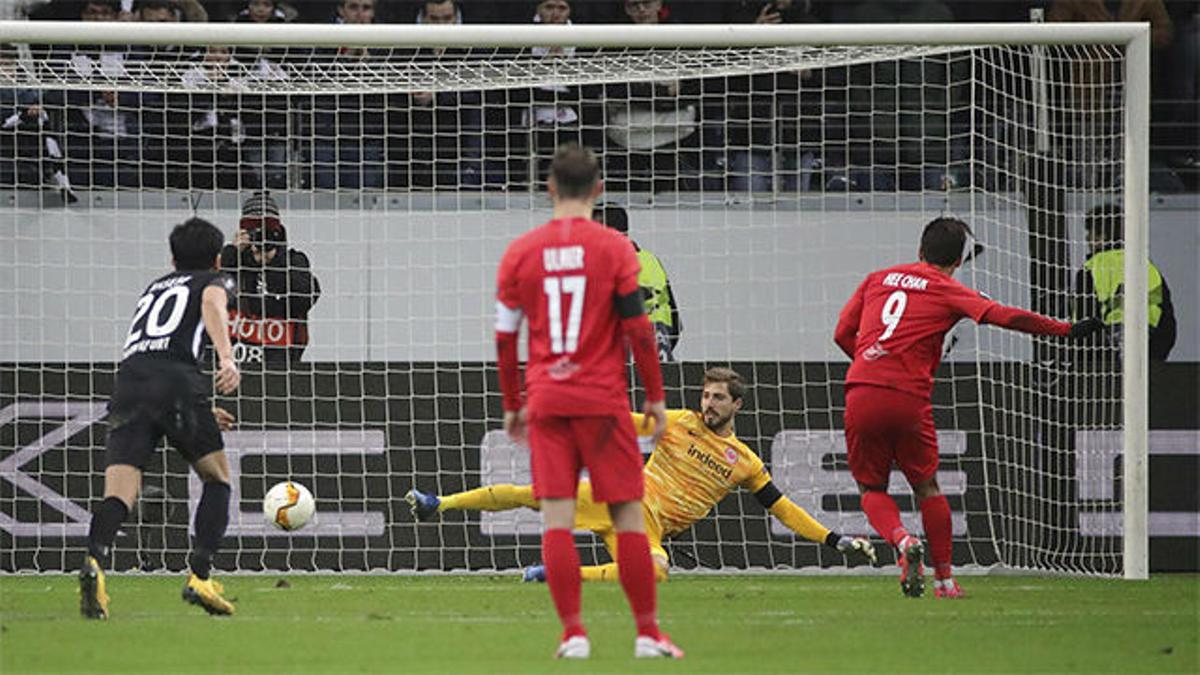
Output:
[
  {"xmin": 980, "ymin": 305, "xmax": 1072, "ymax": 337},
  {"xmin": 495, "ymin": 243, "xmax": 523, "ymax": 411},
  {"xmin": 621, "ymin": 314, "xmax": 664, "ymax": 403},
  {"xmin": 833, "ymin": 277, "xmax": 867, "ymax": 359},
  {"xmin": 496, "ymin": 242, "xmax": 521, "ymax": 308},
  {"xmin": 495, "ymin": 330, "xmax": 522, "ymax": 411},
  {"xmin": 943, "ymin": 279, "xmax": 998, "ymax": 323}
]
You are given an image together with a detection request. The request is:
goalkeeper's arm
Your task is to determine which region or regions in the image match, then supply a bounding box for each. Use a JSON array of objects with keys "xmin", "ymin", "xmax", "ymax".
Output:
[{"xmin": 754, "ymin": 482, "xmax": 877, "ymax": 564}]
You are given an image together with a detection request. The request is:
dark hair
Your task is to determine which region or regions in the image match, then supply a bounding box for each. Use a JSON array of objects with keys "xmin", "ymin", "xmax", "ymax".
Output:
[
  {"xmin": 597, "ymin": 204, "xmax": 628, "ymax": 233},
  {"xmin": 919, "ymin": 217, "xmax": 971, "ymax": 267},
  {"xmin": 419, "ymin": 0, "xmax": 459, "ymax": 16},
  {"xmin": 1085, "ymin": 202, "xmax": 1122, "ymax": 243},
  {"xmin": 549, "ymin": 143, "xmax": 600, "ymax": 199},
  {"xmin": 703, "ymin": 367, "xmax": 745, "ymax": 402},
  {"xmin": 170, "ymin": 218, "xmax": 225, "ymax": 270},
  {"xmin": 137, "ymin": 0, "xmax": 177, "ymax": 13}
]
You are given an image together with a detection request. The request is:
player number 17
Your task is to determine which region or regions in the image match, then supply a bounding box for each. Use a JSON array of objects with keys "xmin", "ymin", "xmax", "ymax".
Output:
[
  {"xmin": 544, "ymin": 275, "xmax": 586, "ymax": 354},
  {"xmin": 879, "ymin": 289, "xmax": 907, "ymax": 341}
]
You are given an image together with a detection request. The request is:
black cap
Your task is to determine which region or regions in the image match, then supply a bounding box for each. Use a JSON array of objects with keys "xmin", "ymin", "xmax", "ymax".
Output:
[
  {"xmin": 596, "ymin": 204, "xmax": 628, "ymax": 234},
  {"xmin": 241, "ymin": 191, "xmax": 280, "ymax": 219},
  {"xmin": 239, "ymin": 191, "xmax": 286, "ymax": 249}
]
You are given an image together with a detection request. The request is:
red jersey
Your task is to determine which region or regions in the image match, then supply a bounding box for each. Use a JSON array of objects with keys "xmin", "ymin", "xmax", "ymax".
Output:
[
  {"xmin": 496, "ymin": 216, "xmax": 642, "ymax": 415},
  {"xmin": 834, "ymin": 261, "xmax": 1070, "ymax": 400}
]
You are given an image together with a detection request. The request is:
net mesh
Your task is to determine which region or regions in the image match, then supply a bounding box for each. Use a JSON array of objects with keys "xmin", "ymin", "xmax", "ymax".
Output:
[
  {"xmin": 17, "ymin": 45, "xmax": 969, "ymax": 94},
  {"xmin": 0, "ymin": 34, "xmax": 1130, "ymax": 576}
]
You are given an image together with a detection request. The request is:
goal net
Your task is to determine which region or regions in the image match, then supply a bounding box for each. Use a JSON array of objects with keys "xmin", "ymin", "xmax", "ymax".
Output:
[{"xmin": 0, "ymin": 23, "xmax": 1148, "ymax": 577}]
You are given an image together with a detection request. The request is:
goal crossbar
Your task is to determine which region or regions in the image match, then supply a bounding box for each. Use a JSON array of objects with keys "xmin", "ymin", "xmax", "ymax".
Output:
[{"xmin": 0, "ymin": 21, "xmax": 1152, "ymax": 49}]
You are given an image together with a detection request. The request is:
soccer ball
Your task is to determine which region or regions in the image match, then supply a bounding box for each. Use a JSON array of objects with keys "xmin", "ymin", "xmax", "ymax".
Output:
[{"xmin": 263, "ymin": 481, "xmax": 316, "ymax": 531}]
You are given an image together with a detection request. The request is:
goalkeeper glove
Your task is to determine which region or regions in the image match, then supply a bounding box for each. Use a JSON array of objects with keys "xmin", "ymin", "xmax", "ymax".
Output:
[
  {"xmin": 836, "ymin": 535, "xmax": 878, "ymax": 565},
  {"xmin": 1069, "ymin": 317, "xmax": 1105, "ymax": 339}
]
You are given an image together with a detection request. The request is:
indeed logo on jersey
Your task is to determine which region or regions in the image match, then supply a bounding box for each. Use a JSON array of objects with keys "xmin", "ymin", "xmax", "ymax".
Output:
[
  {"xmin": 882, "ymin": 272, "xmax": 929, "ymax": 291},
  {"xmin": 543, "ymin": 246, "xmax": 584, "ymax": 272},
  {"xmin": 687, "ymin": 444, "xmax": 734, "ymax": 480}
]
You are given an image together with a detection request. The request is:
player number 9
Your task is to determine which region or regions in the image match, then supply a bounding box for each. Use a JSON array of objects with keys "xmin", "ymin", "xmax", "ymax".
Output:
[{"xmin": 879, "ymin": 290, "xmax": 907, "ymax": 341}]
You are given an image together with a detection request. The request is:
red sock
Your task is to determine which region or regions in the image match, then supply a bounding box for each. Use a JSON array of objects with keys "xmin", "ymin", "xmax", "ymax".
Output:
[
  {"xmin": 920, "ymin": 494, "xmax": 953, "ymax": 580},
  {"xmin": 616, "ymin": 531, "xmax": 660, "ymax": 639},
  {"xmin": 542, "ymin": 529, "xmax": 585, "ymax": 639},
  {"xmin": 861, "ymin": 491, "xmax": 908, "ymax": 547}
]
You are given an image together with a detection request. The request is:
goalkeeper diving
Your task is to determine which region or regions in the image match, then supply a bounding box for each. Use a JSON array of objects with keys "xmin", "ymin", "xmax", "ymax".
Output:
[{"xmin": 406, "ymin": 367, "xmax": 876, "ymax": 581}]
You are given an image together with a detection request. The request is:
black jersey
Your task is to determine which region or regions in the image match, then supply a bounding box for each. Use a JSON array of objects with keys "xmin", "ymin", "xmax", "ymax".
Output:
[{"xmin": 120, "ymin": 270, "xmax": 235, "ymax": 368}]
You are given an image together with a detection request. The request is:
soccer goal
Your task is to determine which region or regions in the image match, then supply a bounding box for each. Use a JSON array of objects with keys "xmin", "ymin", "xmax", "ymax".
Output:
[{"xmin": 0, "ymin": 21, "xmax": 1148, "ymax": 579}]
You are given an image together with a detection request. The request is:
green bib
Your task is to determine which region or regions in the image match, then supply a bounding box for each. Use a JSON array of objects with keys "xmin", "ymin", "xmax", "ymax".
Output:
[{"xmin": 1083, "ymin": 249, "xmax": 1164, "ymax": 328}]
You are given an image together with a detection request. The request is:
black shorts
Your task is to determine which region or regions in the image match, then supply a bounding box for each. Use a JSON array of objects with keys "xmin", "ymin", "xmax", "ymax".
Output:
[{"xmin": 104, "ymin": 360, "xmax": 223, "ymax": 469}]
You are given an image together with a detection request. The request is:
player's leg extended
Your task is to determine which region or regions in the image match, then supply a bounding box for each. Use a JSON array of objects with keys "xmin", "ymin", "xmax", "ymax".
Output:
[
  {"xmin": 581, "ymin": 503, "xmax": 668, "ymax": 583},
  {"xmin": 912, "ymin": 477, "xmax": 959, "ymax": 598},
  {"xmin": 446, "ymin": 483, "xmax": 539, "ymax": 511},
  {"xmin": 409, "ymin": 483, "xmax": 540, "ymax": 521},
  {"xmin": 181, "ymin": 450, "xmax": 235, "ymax": 616},
  {"xmin": 529, "ymin": 413, "xmax": 588, "ymax": 658},
  {"xmin": 610, "ymin": 500, "xmax": 681, "ymax": 658},
  {"xmin": 898, "ymin": 403, "xmax": 954, "ymax": 598},
  {"xmin": 577, "ymin": 482, "xmax": 643, "ymax": 583},
  {"xmin": 847, "ymin": 386, "xmax": 925, "ymax": 597},
  {"xmin": 860, "ymin": 475, "xmax": 925, "ymax": 599},
  {"xmin": 579, "ymin": 528, "xmax": 621, "ymax": 583},
  {"xmin": 645, "ymin": 510, "xmax": 671, "ymax": 581},
  {"xmin": 542, "ymin": 497, "xmax": 588, "ymax": 656},
  {"xmin": 523, "ymin": 481, "xmax": 615, "ymax": 582},
  {"xmin": 609, "ymin": 501, "xmax": 656, "ymax": 628},
  {"xmin": 81, "ymin": 464, "xmax": 141, "ymax": 619},
  {"xmin": 845, "ymin": 388, "xmax": 910, "ymax": 547},
  {"xmin": 577, "ymin": 413, "xmax": 679, "ymax": 658}
]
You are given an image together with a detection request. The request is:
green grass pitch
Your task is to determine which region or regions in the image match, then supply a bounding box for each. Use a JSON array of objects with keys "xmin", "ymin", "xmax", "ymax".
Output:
[{"xmin": 2, "ymin": 574, "xmax": 1197, "ymax": 673}]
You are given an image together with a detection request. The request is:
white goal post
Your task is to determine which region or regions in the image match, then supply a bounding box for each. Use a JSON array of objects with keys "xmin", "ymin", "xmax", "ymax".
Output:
[{"xmin": 0, "ymin": 21, "xmax": 1149, "ymax": 578}]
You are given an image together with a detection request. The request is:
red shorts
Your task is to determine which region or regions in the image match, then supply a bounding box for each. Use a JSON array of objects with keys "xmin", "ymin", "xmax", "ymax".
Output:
[
  {"xmin": 844, "ymin": 384, "xmax": 939, "ymax": 487},
  {"xmin": 527, "ymin": 412, "xmax": 644, "ymax": 503}
]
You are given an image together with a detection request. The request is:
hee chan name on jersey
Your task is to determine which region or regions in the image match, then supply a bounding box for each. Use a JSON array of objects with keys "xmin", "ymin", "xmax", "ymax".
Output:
[{"xmin": 881, "ymin": 272, "xmax": 930, "ymax": 291}]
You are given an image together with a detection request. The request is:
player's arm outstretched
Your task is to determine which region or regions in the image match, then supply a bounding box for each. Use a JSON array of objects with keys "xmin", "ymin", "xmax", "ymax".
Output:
[
  {"xmin": 977, "ymin": 303, "xmax": 1104, "ymax": 339},
  {"xmin": 201, "ymin": 284, "xmax": 240, "ymax": 394},
  {"xmin": 752, "ymin": 482, "xmax": 878, "ymax": 564},
  {"xmin": 934, "ymin": 262, "xmax": 1104, "ymax": 340}
]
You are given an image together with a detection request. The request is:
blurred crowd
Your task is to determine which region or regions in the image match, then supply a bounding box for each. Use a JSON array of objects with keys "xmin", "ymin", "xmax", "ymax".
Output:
[{"xmin": 0, "ymin": 0, "xmax": 1195, "ymax": 198}]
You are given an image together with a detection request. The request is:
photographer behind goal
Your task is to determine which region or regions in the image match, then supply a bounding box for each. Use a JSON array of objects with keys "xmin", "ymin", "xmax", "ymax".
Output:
[{"xmin": 219, "ymin": 192, "xmax": 321, "ymax": 367}]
